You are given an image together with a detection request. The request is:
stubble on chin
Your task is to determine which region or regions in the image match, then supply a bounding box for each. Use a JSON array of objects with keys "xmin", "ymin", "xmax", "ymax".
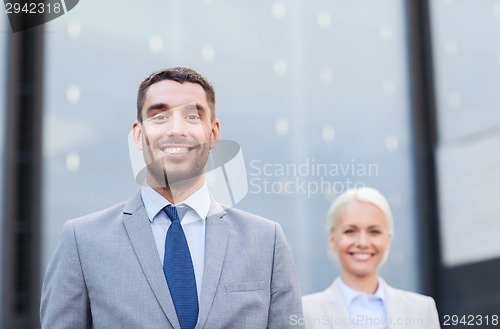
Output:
[{"xmin": 145, "ymin": 153, "xmax": 207, "ymax": 189}]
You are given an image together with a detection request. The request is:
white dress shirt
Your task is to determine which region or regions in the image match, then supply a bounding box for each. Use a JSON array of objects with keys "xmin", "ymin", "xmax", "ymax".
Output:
[
  {"xmin": 338, "ymin": 277, "xmax": 387, "ymax": 329},
  {"xmin": 141, "ymin": 184, "xmax": 210, "ymax": 301}
]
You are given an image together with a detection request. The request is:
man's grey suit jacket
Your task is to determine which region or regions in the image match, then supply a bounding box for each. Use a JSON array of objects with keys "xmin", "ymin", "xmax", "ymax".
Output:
[{"xmin": 41, "ymin": 192, "xmax": 304, "ymax": 328}]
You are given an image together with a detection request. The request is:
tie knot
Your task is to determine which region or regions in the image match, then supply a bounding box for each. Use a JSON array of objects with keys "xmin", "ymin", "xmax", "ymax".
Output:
[{"xmin": 164, "ymin": 205, "xmax": 180, "ymax": 223}]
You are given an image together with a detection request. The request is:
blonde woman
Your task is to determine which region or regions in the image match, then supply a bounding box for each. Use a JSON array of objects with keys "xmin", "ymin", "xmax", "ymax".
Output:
[{"xmin": 302, "ymin": 187, "xmax": 441, "ymax": 329}]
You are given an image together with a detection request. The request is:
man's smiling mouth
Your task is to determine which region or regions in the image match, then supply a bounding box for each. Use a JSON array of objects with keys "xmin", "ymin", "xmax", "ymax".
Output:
[
  {"xmin": 163, "ymin": 147, "xmax": 189, "ymax": 155},
  {"xmin": 159, "ymin": 145, "xmax": 198, "ymax": 155}
]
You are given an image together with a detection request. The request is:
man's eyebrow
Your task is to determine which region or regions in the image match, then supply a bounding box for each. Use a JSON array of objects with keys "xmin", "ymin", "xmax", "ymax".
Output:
[
  {"xmin": 145, "ymin": 102, "xmax": 208, "ymax": 116},
  {"xmin": 184, "ymin": 103, "xmax": 206, "ymax": 111},
  {"xmin": 145, "ymin": 102, "xmax": 169, "ymax": 114},
  {"xmin": 181, "ymin": 103, "xmax": 208, "ymax": 116},
  {"xmin": 146, "ymin": 103, "xmax": 206, "ymax": 112}
]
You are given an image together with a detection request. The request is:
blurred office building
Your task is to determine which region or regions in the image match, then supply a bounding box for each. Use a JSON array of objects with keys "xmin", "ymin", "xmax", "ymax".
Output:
[{"xmin": 1, "ymin": 1, "xmax": 500, "ymax": 327}]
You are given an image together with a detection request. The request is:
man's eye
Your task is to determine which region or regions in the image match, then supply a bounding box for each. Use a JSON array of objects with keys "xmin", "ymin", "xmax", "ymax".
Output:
[
  {"xmin": 152, "ymin": 115, "xmax": 168, "ymax": 121},
  {"xmin": 186, "ymin": 115, "xmax": 201, "ymax": 120},
  {"xmin": 344, "ymin": 230, "xmax": 354, "ymax": 234}
]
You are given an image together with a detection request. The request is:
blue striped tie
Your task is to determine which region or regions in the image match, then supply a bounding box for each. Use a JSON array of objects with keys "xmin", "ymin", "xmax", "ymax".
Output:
[{"xmin": 163, "ymin": 205, "xmax": 198, "ymax": 329}]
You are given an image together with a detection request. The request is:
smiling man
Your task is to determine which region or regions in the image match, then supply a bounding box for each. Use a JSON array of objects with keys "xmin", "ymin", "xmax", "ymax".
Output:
[
  {"xmin": 40, "ymin": 67, "xmax": 304, "ymax": 329},
  {"xmin": 135, "ymin": 78, "xmax": 219, "ymax": 199}
]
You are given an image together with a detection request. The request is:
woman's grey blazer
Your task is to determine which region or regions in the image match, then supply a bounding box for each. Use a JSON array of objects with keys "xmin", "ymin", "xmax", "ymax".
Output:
[{"xmin": 302, "ymin": 278, "xmax": 441, "ymax": 329}]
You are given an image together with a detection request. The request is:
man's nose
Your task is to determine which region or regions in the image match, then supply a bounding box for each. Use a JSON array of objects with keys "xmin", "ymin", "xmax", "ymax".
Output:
[{"xmin": 167, "ymin": 115, "xmax": 188, "ymax": 136}]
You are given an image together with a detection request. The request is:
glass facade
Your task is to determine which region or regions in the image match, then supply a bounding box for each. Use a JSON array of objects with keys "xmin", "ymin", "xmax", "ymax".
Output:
[
  {"xmin": 41, "ymin": 0, "xmax": 419, "ymax": 295},
  {"xmin": 431, "ymin": 0, "xmax": 500, "ymax": 314},
  {"xmin": 431, "ymin": 0, "xmax": 500, "ymax": 267}
]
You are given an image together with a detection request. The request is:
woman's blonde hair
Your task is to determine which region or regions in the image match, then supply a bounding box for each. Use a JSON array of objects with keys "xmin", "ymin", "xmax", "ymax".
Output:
[{"xmin": 327, "ymin": 187, "xmax": 394, "ymax": 235}]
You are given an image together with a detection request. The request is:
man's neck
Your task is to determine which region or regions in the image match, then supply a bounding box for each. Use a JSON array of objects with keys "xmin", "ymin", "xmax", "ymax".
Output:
[{"xmin": 148, "ymin": 175, "xmax": 205, "ymax": 204}]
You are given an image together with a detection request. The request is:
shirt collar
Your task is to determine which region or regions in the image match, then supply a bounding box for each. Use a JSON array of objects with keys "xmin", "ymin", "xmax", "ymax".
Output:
[
  {"xmin": 338, "ymin": 277, "xmax": 386, "ymax": 306},
  {"xmin": 141, "ymin": 183, "xmax": 211, "ymax": 223}
]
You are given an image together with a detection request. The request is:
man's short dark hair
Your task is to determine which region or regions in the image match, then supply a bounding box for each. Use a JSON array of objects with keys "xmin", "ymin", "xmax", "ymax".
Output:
[{"xmin": 136, "ymin": 67, "xmax": 216, "ymax": 122}]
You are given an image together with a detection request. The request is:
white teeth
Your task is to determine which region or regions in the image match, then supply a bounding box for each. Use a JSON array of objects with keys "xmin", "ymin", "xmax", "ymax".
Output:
[
  {"xmin": 164, "ymin": 147, "xmax": 189, "ymax": 155},
  {"xmin": 352, "ymin": 253, "xmax": 372, "ymax": 261}
]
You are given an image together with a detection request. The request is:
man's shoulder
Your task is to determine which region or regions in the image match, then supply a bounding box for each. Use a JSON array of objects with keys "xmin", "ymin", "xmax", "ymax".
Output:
[
  {"xmin": 72, "ymin": 202, "xmax": 127, "ymax": 222},
  {"xmin": 222, "ymin": 205, "xmax": 277, "ymax": 229},
  {"xmin": 67, "ymin": 192, "xmax": 142, "ymax": 229}
]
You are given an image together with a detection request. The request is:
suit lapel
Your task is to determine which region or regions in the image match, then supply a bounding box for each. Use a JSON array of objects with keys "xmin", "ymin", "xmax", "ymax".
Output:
[
  {"xmin": 321, "ymin": 279, "xmax": 351, "ymax": 329},
  {"xmin": 382, "ymin": 280, "xmax": 404, "ymax": 329},
  {"xmin": 196, "ymin": 200, "xmax": 229, "ymax": 329},
  {"xmin": 122, "ymin": 192, "xmax": 180, "ymax": 329}
]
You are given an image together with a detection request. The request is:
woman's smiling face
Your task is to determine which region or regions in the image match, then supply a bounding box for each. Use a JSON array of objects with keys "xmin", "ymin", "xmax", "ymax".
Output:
[{"xmin": 329, "ymin": 200, "xmax": 392, "ymax": 282}]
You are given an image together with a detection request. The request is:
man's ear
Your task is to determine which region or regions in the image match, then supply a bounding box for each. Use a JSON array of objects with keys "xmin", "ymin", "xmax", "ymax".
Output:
[
  {"xmin": 210, "ymin": 119, "xmax": 221, "ymax": 149},
  {"xmin": 132, "ymin": 121, "xmax": 144, "ymax": 150}
]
